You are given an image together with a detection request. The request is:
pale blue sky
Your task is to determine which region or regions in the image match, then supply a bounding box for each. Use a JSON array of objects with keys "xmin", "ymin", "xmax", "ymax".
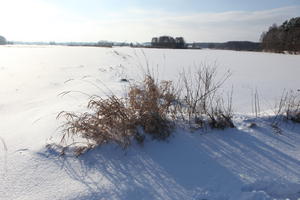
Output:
[
  {"xmin": 1, "ymin": 0, "xmax": 300, "ymax": 42},
  {"xmin": 45, "ymin": 0, "xmax": 300, "ymax": 14}
]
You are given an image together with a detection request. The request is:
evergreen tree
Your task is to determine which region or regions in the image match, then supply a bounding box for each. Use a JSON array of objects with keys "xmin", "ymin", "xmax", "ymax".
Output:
[
  {"xmin": 0, "ymin": 35, "xmax": 7, "ymax": 45},
  {"xmin": 261, "ymin": 17, "xmax": 300, "ymax": 53}
]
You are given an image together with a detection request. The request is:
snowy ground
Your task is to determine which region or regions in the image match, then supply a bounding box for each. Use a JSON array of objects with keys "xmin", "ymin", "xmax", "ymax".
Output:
[{"xmin": 0, "ymin": 45, "xmax": 300, "ymax": 200}]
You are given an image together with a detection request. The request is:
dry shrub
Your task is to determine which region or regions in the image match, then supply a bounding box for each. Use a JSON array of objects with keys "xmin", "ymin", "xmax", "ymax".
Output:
[
  {"xmin": 56, "ymin": 64, "xmax": 234, "ymax": 155},
  {"xmin": 57, "ymin": 75, "xmax": 177, "ymax": 154},
  {"xmin": 284, "ymin": 90, "xmax": 300, "ymax": 123},
  {"xmin": 178, "ymin": 65, "xmax": 234, "ymax": 129},
  {"xmin": 206, "ymin": 95, "xmax": 235, "ymax": 129},
  {"xmin": 272, "ymin": 90, "xmax": 300, "ymax": 128}
]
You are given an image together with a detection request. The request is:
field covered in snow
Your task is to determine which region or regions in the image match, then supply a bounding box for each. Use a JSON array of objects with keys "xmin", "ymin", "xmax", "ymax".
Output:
[{"xmin": 1, "ymin": 45, "xmax": 300, "ymax": 200}]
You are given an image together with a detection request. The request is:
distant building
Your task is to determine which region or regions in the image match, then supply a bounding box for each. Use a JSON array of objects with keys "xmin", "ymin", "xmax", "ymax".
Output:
[
  {"xmin": 0, "ymin": 35, "xmax": 7, "ymax": 45},
  {"xmin": 151, "ymin": 36, "xmax": 186, "ymax": 48}
]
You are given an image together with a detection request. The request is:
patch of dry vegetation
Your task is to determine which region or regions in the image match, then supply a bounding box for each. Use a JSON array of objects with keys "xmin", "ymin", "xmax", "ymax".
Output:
[
  {"xmin": 271, "ymin": 90, "xmax": 300, "ymax": 133},
  {"xmin": 177, "ymin": 66, "xmax": 234, "ymax": 129},
  {"xmin": 56, "ymin": 65, "xmax": 234, "ymax": 155},
  {"xmin": 285, "ymin": 91, "xmax": 300, "ymax": 123},
  {"xmin": 57, "ymin": 75, "xmax": 177, "ymax": 155}
]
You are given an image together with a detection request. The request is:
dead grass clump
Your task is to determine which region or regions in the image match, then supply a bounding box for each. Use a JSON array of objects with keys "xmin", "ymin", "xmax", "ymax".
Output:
[
  {"xmin": 57, "ymin": 75, "xmax": 177, "ymax": 154},
  {"xmin": 57, "ymin": 95, "xmax": 136, "ymax": 149},
  {"xmin": 128, "ymin": 76, "xmax": 176, "ymax": 139}
]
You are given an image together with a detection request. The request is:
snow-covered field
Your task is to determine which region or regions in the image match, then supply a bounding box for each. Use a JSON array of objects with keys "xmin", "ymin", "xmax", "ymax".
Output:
[{"xmin": 0, "ymin": 45, "xmax": 300, "ymax": 200}]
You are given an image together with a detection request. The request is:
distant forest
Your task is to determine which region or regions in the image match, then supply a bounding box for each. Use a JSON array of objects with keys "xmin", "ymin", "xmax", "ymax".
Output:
[
  {"xmin": 151, "ymin": 36, "xmax": 186, "ymax": 49},
  {"xmin": 151, "ymin": 17, "xmax": 300, "ymax": 53},
  {"xmin": 260, "ymin": 17, "xmax": 300, "ymax": 53},
  {"xmin": 150, "ymin": 36, "xmax": 261, "ymax": 51},
  {"xmin": 0, "ymin": 35, "xmax": 6, "ymax": 45},
  {"xmin": 192, "ymin": 41, "xmax": 261, "ymax": 51}
]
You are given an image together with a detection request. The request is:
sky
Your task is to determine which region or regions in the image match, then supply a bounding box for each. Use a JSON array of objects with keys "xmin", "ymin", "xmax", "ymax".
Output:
[{"xmin": 0, "ymin": 0, "xmax": 300, "ymax": 43}]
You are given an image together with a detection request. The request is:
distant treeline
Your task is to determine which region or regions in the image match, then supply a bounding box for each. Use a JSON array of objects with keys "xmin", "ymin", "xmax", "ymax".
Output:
[
  {"xmin": 150, "ymin": 36, "xmax": 261, "ymax": 51},
  {"xmin": 5, "ymin": 15, "xmax": 299, "ymax": 54},
  {"xmin": 190, "ymin": 41, "xmax": 262, "ymax": 51},
  {"xmin": 0, "ymin": 35, "xmax": 6, "ymax": 45},
  {"xmin": 10, "ymin": 41, "xmax": 118, "ymax": 47},
  {"xmin": 151, "ymin": 36, "xmax": 186, "ymax": 49},
  {"xmin": 260, "ymin": 17, "xmax": 300, "ymax": 53}
]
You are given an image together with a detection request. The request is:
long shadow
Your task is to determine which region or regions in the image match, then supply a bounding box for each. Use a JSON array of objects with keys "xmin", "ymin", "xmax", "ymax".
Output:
[
  {"xmin": 38, "ymin": 137, "xmax": 244, "ymax": 200},
  {"xmin": 194, "ymin": 125, "xmax": 300, "ymax": 199},
  {"xmin": 36, "ymin": 122, "xmax": 300, "ymax": 200}
]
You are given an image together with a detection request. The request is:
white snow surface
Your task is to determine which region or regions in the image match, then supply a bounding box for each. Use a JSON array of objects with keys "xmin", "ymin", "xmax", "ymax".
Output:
[{"xmin": 0, "ymin": 45, "xmax": 300, "ymax": 200}]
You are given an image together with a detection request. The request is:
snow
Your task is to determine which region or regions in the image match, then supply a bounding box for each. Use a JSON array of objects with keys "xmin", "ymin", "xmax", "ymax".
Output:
[{"xmin": 0, "ymin": 45, "xmax": 300, "ymax": 200}]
